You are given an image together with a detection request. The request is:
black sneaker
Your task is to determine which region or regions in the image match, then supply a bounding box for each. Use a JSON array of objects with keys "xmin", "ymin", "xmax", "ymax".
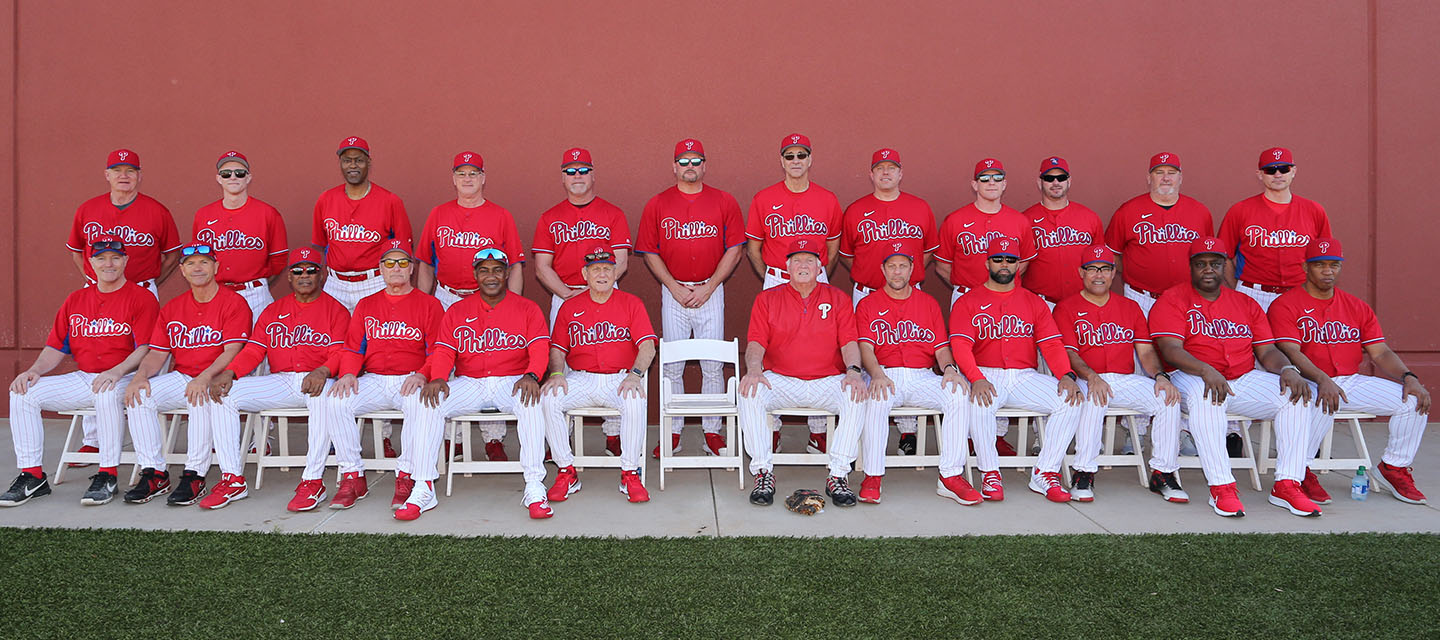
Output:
[
  {"xmin": 167, "ymin": 470, "xmax": 205, "ymax": 506},
  {"xmin": 1226, "ymin": 433, "xmax": 1244, "ymax": 458},
  {"xmin": 81, "ymin": 471, "xmax": 118, "ymax": 506},
  {"xmin": 123, "ymin": 468, "xmax": 171, "ymax": 503},
  {"xmin": 0, "ymin": 472, "xmax": 50, "ymax": 507},
  {"xmin": 1148, "ymin": 470, "xmax": 1190, "ymax": 503},
  {"xmin": 826, "ymin": 475, "xmax": 857, "ymax": 507},
  {"xmin": 749, "ymin": 471, "xmax": 776, "ymax": 506},
  {"xmin": 897, "ymin": 433, "xmax": 917, "ymax": 456},
  {"xmin": 1071, "ymin": 470, "xmax": 1095, "ymax": 502}
]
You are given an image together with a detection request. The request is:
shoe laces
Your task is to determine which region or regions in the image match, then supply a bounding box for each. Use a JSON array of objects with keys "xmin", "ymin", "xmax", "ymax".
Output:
[
  {"xmin": 754, "ymin": 472, "xmax": 775, "ymax": 492},
  {"xmin": 87, "ymin": 472, "xmax": 113, "ymax": 492},
  {"xmin": 983, "ymin": 471, "xmax": 1002, "ymax": 491},
  {"xmin": 1074, "ymin": 471, "xmax": 1093, "ymax": 489},
  {"xmin": 1038, "ymin": 471, "xmax": 1063, "ymax": 489},
  {"xmin": 300, "ymin": 478, "xmax": 324, "ymax": 495},
  {"xmin": 1215, "ymin": 484, "xmax": 1240, "ymax": 500},
  {"xmin": 1159, "ymin": 471, "xmax": 1183, "ymax": 491},
  {"xmin": 557, "ymin": 466, "xmax": 577, "ymax": 483},
  {"xmin": 828, "ymin": 476, "xmax": 851, "ymax": 494}
]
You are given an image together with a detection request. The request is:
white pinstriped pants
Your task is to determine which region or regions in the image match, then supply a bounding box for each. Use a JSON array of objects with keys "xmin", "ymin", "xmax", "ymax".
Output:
[
  {"xmin": 542, "ymin": 371, "xmax": 647, "ymax": 472},
  {"xmin": 968, "ymin": 367, "xmax": 1083, "ymax": 473},
  {"xmin": 761, "ymin": 273, "xmax": 830, "ymax": 436},
  {"xmin": 660, "ymin": 283, "xmax": 725, "ymax": 434},
  {"xmin": 1122, "ymin": 284, "xmax": 1158, "ymax": 315},
  {"xmin": 312, "ymin": 374, "xmax": 422, "ymax": 478},
  {"xmin": 402, "ymin": 375, "xmax": 547, "ymax": 488},
  {"xmin": 1234, "ymin": 283, "xmax": 1282, "ymax": 311},
  {"xmin": 850, "ymin": 367, "xmax": 971, "ymax": 477},
  {"xmin": 323, "ymin": 272, "xmax": 384, "ymax": 312},
  {"xmin": 126, "ymin": 370, "xmax": 242, "ymax": 475},
  {"xmin": 739, "ymin": 372, "xmax": 864, "ymax": 476},
  {"xmin": 1170, "ymin": 369, "xmax": 1320, "ymax": 485},
  {"xmin": 1309, "ymin": 374, "xmax": 1427, "ymax": 468},
  {"xmin": 1074, "ymin": 372, "xmax": 1183, "ymax": 473},
  {"xmin": 435, "ymin": 287, "xmax": 509, "ymax": 443},
  {"xmin": 9, "ymin": 371, "xmax": 137, "ymax": 469},
  {"xmin": 202, "ymin": 372, "xmax": 334, "ymax": 480},
  {"xmin": 550, "ymin": 289, "xmax": 622, "ymax": 435}
]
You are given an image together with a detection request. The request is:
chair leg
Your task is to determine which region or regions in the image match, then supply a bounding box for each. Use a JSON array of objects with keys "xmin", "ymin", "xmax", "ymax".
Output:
[
  {"xmin": 1241, "ymin": 421, "xmax": 1262, "ymax": 491},
  {"xmin": 734, "ymin": 415, "xmax": 745, "ymax": 490},
  {"xmin": 445, "ymin": 420, "xmax": 457, "ymax": 497},
  {"xmin": 658, "ymin": 412, "xmax": 668, "ymax": 492},
  {"xmin": 55, "ymin": 415, "xmax": 82, "ymax": 486}
]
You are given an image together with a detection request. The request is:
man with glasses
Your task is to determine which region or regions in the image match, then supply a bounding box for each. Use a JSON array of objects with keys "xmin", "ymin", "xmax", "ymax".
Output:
[
  {"xmin": 314, "ymin": 240, "xmax": 445, "ymax": 520},
  {"xmin": 948, "ymin": 239, "xmax": 1084, "ymax": 504},
  {"xmin": 67, "ymin": 149, "xmax": 182, "ymax": 298},
  {"xmin": 1104, "ymin": 153, "xmax": 1214, "ymax": 315},
  {"xmin": 311, "ymin": 136, "xmax": 414, "ymax": 311},
  {"xmin": 1218, "ymin": 147, "xmax": 1333, "ymax": 310},
  {"xmin": 635, "ymin": 138, "xmax": 745, "ymax": 458},
  {"xmin": 204, "ymin": 247, "xmax": 353, "ymax": 511},
  {"xmin": 542, "ymin": 245, "xmax": 657, "ymax": 505},
  {"xmin": 3, "ymin": 237, "xmax": 159, "ymax": 507},
  {"xmin": 409, "ymin": 248, "xmax": 553, "ymax": 518},
  {"xmin": 193, "ymin": 150, "xmax": 288, "ymax": 322},
  {"xmin": 121, "ymin": 243, "xmax": 253, "ymax": 506},
  {"xmin": 936, "ymin": 158, "xmax": 1036, "ymax": 307},
  {"xmin": 1023, "ymin": 157, "xmax": 1104, "ymax": 308}
]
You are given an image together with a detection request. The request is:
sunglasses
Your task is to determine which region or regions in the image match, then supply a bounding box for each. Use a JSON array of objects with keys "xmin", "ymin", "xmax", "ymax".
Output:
[
  {"xmin": 454, "ymin": 170, "xmax": 483, "ymax": 178},
  {"xmin": 473, "ymin": 248, "xmax": 509, "ymax": 262},
  {"xmin": 976, "ymin": 174, "xmax": 1006, "ymax": 183},
  {"xmin": 782, "ymin": 152, "xmax": 810, "ymax": 161},
  {"xmin": 218, "ymin": 169, "xmax": 249, "ymax": 179},
  {"xmin": 1082, "ymin": 264, "xmax": 1115, "ymax": 274},
  {"xmin": 1262, "ymin": 165, "xmax": 1294, "ymax": 175},
  {"xmin": 676, "ymin": 158, "xmax": 704, "ymax": 167},
  {"xmin": 181, "ymin": 244, "xmax": 215, "ymax": 257},
  {"xmin": 988, "ymin": 256, "xmax": 1019, "ymax": 264},
  {"xmin": 290, "ymin": 266, "xmax": 321, "ymax": 275},
  {"xmin": 1040, "ymin": 173, "xmax": 1069, "ymax": 183},
  {"xmin": 381, "ymin": 258, "xmax": 413, "ymax": 268},
  {"xmin": 90, "ymin": 240, "xmax": 125, "ymax": 253},
  {"xmin": 584, "ymin": 253, "xmax": 614, "ymax": 264},
  {"xmin": 563, "ymin": 167, "xmax": 594, "ymax": 176}
]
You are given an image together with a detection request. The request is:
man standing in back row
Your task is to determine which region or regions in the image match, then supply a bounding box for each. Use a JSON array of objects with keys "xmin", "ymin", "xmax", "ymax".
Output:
[
  {"xmin": 312, "ymin": 136, "xmax": 414, "ymax": 311},
  {"xmin": 935, "ymin": 158, "xmax": 1036, "ymax": 306},
  {"xmin": 1023, "ymin": 156, "xmax": 1104, "ymax": 307},
  {"xmin": 193, "ymin": 150, "xmax": 288, "ymax": 322},
  {"xmin": 1104, "ymin": 152, "xmax": 1214, "ymax": 315},
  {"xmin": 1219, "ymin": 147, "xmax": 1332, "ymax": 310}
]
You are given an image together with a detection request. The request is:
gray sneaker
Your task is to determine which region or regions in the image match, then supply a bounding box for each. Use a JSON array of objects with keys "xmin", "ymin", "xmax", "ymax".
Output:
[
  {"xmin": 81, "ymin": 471, "xmax": 117, "ymax": 506},
  {"xmin": 1179, "ymin": 430, "xmax": 1199, "ymax": 456}
]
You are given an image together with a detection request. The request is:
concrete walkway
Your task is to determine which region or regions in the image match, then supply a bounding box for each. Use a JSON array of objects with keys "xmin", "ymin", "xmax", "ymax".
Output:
[{"xmin": 1, "ymin": 418, "xmax": 1435, "ymax": 537}]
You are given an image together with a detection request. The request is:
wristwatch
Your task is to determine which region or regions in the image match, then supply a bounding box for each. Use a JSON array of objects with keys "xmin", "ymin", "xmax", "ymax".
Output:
[
  {"xmin": 847, "ymin": 365, "xmax": 863, "ymax": 374},
  {"xmin": 630, "ymin": 367, "xmax": 644, "ymax": 377},
  {"xmin": 523, "ymin": 372, "xmax": 539, "ymax": 383},
  {"xmin": 943, "ymin": 363, "xmax": 959, "ymax": 373}
]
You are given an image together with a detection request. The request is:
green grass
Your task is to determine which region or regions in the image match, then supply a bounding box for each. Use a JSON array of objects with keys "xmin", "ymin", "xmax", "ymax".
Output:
[{"xmin": 1, "ymin": 529, "xmax": 1435, "ymax": 638}]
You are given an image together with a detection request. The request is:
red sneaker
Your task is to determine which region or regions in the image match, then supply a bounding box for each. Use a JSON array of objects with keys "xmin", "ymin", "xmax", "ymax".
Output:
[
  {"xmin": 287, "ymin": 479, "xmax": 327, "ymax": 512},
  {"xmin": 67, "ymin": 444, "xmax": 100, "ymax": 468},
  {"xmin": 604, "ymin": 435, "xmax": 621, "ymax": 457},
  {"xmin": 1378, "ymin": 462, "xmax": 1428, "ymax": 504},
  {"xmin": 858, "ymin": 475, "xmax": 882, "ymax": 504},
  {"xmin": 981, "ymin": 470, "xmax": 1005, "ymax": 501},
  {"xmin": 484, "ymin": 439, "xmax": 507, "ymax": 462},
  {"xmin": 807, "ymin": 432, "xmax": 827, "ymax": 454},
  {"xmin": 1301, "ymin": 468, "xmax": 1333, "ymax": 505},
  {"xmin": 391, "ymin": 471, "xmax": 414, "ymax": 510},
  {"xmin": 444, "ymin": 440, "xmax": 464, "ymax": 461},
  {"xmin": 1208, "ymin": 482, "xmax": 1246, "ymax": 517},
  {"xmin": 394, "ymin": 480, "xmax": 436, "ymax": 521},
  {"xmin": 527, "ymin": 497, "xmax": 554, "ymax": 519},
  {"xmin": 331, "ymin": 472, "xmax": 368, "ymax": 509},
  {"xmin": 198, "ymin": 473, "xmax": 249, "ymax": 510},
  {"xmin": 702, "ymin": 432, "xmax": 727, "ymax": 456},
  {"xmin": 652, "ymin": 433, "xmax": 682, "ymax": 459},
  {"xmin": 619, "ymin": 470, "xmax": 650, "ymax": 503},
  {"xmin": 1028, "ymin": 469, "xmax": 1071, "ymax": 503},
  {"xmin": 547, "ymin": 466, "xmax": 581, "ymax": 502},
  {"xmin": 995, "ymin": 436, "xmax": 1018, "ymax": 457},
  {"xmin": 1269, "ymin": 479, "xmax": 1322, "ymax": 517},
  {"xmin": 771, "ymin": 430, "xmax": 781, "ymax": 453},
  {"xmin": 938, "ymin": 473, "xmax": 982, "ymax": 505},
  {"xmin": 383, "ymin": 437, "xmax": 398, "ymax": 458}
]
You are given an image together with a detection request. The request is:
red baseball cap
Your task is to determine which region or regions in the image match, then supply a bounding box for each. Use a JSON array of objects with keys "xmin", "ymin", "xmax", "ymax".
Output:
[
  {"xmin": 288, "ymin": 246, "xmax": 325, "ymax": 269},
  {"xmin": 583, "ymin": 244, "xmax": 616, "ymax": 266},
  {"xmin": 872, "ymin": 148, "xmax": 902, "ymax": 168},
  {"xmin": 1188, "ymin": 236, "xmax": 1229, "ymax": 259},
  {"xmin": 90, "ymin": 234, "xmax": 126, "ymax": 256},
  {"xmin": 674, "ymin": 138, "xmax": 705, "ymax": 159},
  {"xmin": 987, "ymin": 237, "xmax": 1022, "ymax": 259},
  {"xmin": 216, "ymin": 150, "xmax": 249, "ymax": 170},
  {"xmin": 337, "ymin": 136, "xmax": 370, "ymax": 156},
  {"xmin": 973, "ymin": 158, "xmax": 1004, "ymax": 179},
  {"xmin": 379, "ymin": 238, "xmax": 413, "ymax": 260},
  {"xmin": 1078, "ymin": 245, "xmax": 1114, "ymax": 267},
  {"xmin": 781, "ymin": 133, "xmax": 811, "ymax": 153},
  {"xmin": 106, "ymin": 149, "xmax": 140, "ymax": 170},
  {"xmin": 561, "ymin": 147, "xmax": 593, "ymax": 167},
  {"xmin": 1260, "ymin": 147, "xmax": 1294, "ymax": 168},
  {"xmin": 785, "ymin": 238, "xmax": 821, "ymax": 259},
  {"xmin": 1149, "ymin": 152, "xmax": 1181, "ymax": 171},
  {"xmin": 1039, "ymin": 156, "xmax": 1070, "ymax": 175},
  {"xmin": 1306, "ymin": 237, "xmax": 1344, "ymax": 262},
  {"xmin": 453, "ymin": 151, "xmax": 484, "ymax": 171}
]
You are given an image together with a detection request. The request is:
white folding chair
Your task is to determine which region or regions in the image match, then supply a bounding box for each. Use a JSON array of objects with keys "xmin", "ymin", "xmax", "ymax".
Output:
[
  {"xmin": 1257, "ymin": 410, "xmax": 1377, "ymax": 477},
  {"xmin": 1059, "ymin": 407, "xmax": 1149, "ymax": 487},
  {"xmin": 657, "ymin": 338, "xmax": 741, "ymax": 490},
  {"xmin": 1174, "ymin": 413, "xmax": 1262, "ymax": 491},
  {"xmin": 445, "ymin": 411, "xmax": 522, "ymax": 496},
  {"xmin": 967, "ymin": 408, "xmax": 1047, "ymax": 483},
  {"xmin": 879, "ymin": 407, "xmax": 945, "ymax": 471},
  {"xmin": 567, "ymin": 372, "xmax": 649, "ymax": 487},
  {"xmin": 768, "ymin": 408, "xmax": 837, "ymax": 469}
]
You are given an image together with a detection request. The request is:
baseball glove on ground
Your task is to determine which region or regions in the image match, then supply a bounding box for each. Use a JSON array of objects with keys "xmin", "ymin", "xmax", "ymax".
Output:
[{"xmin": 784, "ymin": 489, "xmax": 825, "ymax": 515}]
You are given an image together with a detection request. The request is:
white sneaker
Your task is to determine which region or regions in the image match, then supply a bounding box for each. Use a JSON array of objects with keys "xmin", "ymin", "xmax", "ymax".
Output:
[{"xmin": 394, "ymin": 480, "xmax": 437, "ymax": 521}]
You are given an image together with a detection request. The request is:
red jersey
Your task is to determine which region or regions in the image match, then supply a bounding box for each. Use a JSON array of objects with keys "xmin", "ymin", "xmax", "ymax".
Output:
[
  {"xmin": 947, "ymin": 286, "xmax": 1071, "ymax": 382},
  {"xmin": 428, "ymin": 293, "xmax": 550, "ymax": 380},
  {"xmin": 417, "ymin": 200, "xmax": 526, "ymax": 291},
  {"xmin": 1218, "ymin": 194, "xmax": 1332, "ymax": 288},
  {"xmin": 148, "ymin": 287, "xmax": 252, "ymax": 377},
  {"xmin": 339, "ymin": 289, "xmax": 444, "ymax": 377},
  {"xmin": 744, "ymin": 181, "xmax": 844, "ymax": 268},
  {"xmin": 1104, "ymin": 193, "xmax": 1214, "ymax": 295},
  {"xmin": 1149, "ymin": 284, "xmax": 1272, "ymax": 380},
  {"xmin": 635, "ymin": 186, "xmax": 746, "ymax": 283},
  {"xmin": 531, "ymin": 198, "xmax": 632, "ymax": 288},
  {"xmin": 1053, "ymin": 293, "xmax": 1150, "ymax": 375},
  {"xmin": 551, "ymin": 290, "xmax": 657, "ymax": 374},
  {"xmin": 1268, "ymin": 287, "xmax": 1384, "ymax": 378},
  {"xmin": 45, "ymin": 282, "xmax": 159, "ymax": 373},
  {"xmin": 838, "ymin": 192, "xmax": 939, "ymax": 289},
  {"xmin": 855, "ymin": 289, "xmax": 947, "ymax": 369},
  {"xmin": 310, "ymin": 183, "xmax": 413, "ymax": 272},
  {"xmin": 227, "ymin": 293, "xmax": 350, "ymax": 377},
  {"xmin": 935, "ymin": 204, "xmax": 1037, "ymax": 291},
  {"xmin": 192, "ymin": 197, "xmax": 288, "ymax": 284},
  {"xmin": 67, "ymin": 193, "xmax": 182, "ymax": 283},
  {"xmin": 747, "ymin": 283, "xmax": 857, "ymax": 379},
  {"xmin": 1023, "ymin": 202, "xmax": 1105, "ymax": 302}
]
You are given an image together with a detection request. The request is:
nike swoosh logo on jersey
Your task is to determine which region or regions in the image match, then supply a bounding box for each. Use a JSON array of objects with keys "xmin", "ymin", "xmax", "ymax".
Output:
[
  {"xmin": 1141, "ymin": 213, "xmax": 1153, "ymax": 219},
  {"xmin": 1192, "ymin": 303, "xmax": 1202, "ymax": 308},
  {"xmin": 573, "ymin": 311, "xmax": 585, "ymax": 317},
  {"xmin": 206, "ymin": 219, "xmax": 219, "ymax": 225},
  {"xmin": 1077, "ymin": 312, "xmax": 1088, "ymax": 316},
  {"xmin": 278, "ymin": 314, "xmax": 291, "ymax": 319},
  {"xmin": 963, "ymin": 222, "xmax": 976, "ymax": 228},
  {"xmin": 1033, "ymin": 218, "xmax": 1046, "ymax": 223},
  {"xmin": 772, "ymin": 204, "xmax": 785, "ymax": 210},
  {"xmin": 878, "ymin": 310, "xmax": 890, "ymax": 316},
  {"xmin": 980, "ymin": 304, "xmax": 992, "ymax": 310},
  {"xmin": 863, "ymin": 210, "xmax": 875, "ymax": 217},
  {"xmin": 466, "ymin": 316, "xmax": 479, "ymax": 322},
  {"xmin": 1304, "ymin": 308, "xmax": 1315, "ymax": 313}
]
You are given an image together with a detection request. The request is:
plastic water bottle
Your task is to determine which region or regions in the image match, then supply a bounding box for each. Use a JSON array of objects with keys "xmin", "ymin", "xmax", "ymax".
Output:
[{"xmin": 1351, "ymin": 466, "xmax": 1370, "ymax": 501}]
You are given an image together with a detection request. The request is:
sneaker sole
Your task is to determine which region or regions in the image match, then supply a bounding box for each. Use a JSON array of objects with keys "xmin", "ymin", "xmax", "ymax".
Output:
[
  {"xmin": 619, "ymin": 481, "xmax": 650, "ymax": 503},
  {"xmin": 1208, "ymin": 497, "xmax": 1245, "ymax": 517},
  {"xmin": 202, "ymin": 489, "xmax": 249, "ymax": 510},
  {"xmin": 936, "ymin": 480, "xmax": 981, "ymax": 506},
  {"xmin": 749, "ymin": 492, "xmax": 775, "ymax": 506},
  {"xmin": 123, "ymin": 484, "xmax": 171, "ymax": 504},
  {"xmin": 1071, "ymin": 492, "xmax": 1094, "ymax": 503},
  {"xmin": 858, "ymin": 495, "xmax": 881, "ymax": 504},
  {"xmin": 80, "ymin": 492, "xmax": 115, "ymax": 506},
  {"xmin": 0, "ymin": 487, "xmax": 51, "ymax": 507},
  {"xmin": 826, "ymin": 493, "xmax": 857, "ymax": 507},
  {"xmin": 1152, "ymin": 491, "xmax": 1190, "ymax": 503},
  {"xmin": 1387, "ymin": 491, "xmax": 1427, "ymax": 505},
  {"xmin": 1268, "ymin": 495, "xmax": 1321, "ymax": 517},
  {"xmin": 1028, "ymin": 479, "xmax": 1071, "ymax": 503}
]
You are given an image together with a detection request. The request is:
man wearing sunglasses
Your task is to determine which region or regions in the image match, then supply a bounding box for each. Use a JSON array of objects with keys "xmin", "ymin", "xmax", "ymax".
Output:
[
  {"xmin": 1217, "ymin": 147, "xmax": 1333, "ymax": 310},
  {"xmin": 316, "ymin": 239, "xmax": 445, "ymax": 520},
  {"xmin": 1022, "ymin": 157, "xmax": 1105, "ymax": 308},
  {"xmin": 311, "ymin": 136, "xmax": 414, "ymax": 311},
  {"xmin": 409, "ymin": 248, "xmax": 553, "ymax": 518},
  {"xmin": 193, "ymin": 151, "xmax": 288, "ymax": 323},
  {"xmin": 3, "ymin": 237, "xmax": 159, "ymax": 507},
  {"xmin": 936, "ymin": 159, "xmax": 1037, "ymax": 308},
  {"xmin": 1104, "ymin": 153, "xmax": 1215, "ymax": 316},
  {"xmin": 745, "ymin": 133, "xmax": 844, "ymax": 290},
  {"xmin": 532, "ymin": 147, "xmax": 632, "ymax": 327},
  {"xmin": 122, "ymin": 243, "xmax": 253, "ymax": 507},
  {"xmin": 67, "ymin": 148, "xmax": 183, "ymax": 299},
  {"xmin": 635, "ymin": 138, "xmax": 745, "ymax": 458},
  {"xmin": 948, "ymin": 239, "xmax": 1085, "ymax": 504},
  {"xmin": 541, "ymin": 245, "xmax": 657, "ymax": 505},
  {"xmin": 204, "ymin": 247, "xmax": 354, "ymax": 511},
  {"xmin": 417, "ymin": 151, "xmax": 525, "ymax": 309}
]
